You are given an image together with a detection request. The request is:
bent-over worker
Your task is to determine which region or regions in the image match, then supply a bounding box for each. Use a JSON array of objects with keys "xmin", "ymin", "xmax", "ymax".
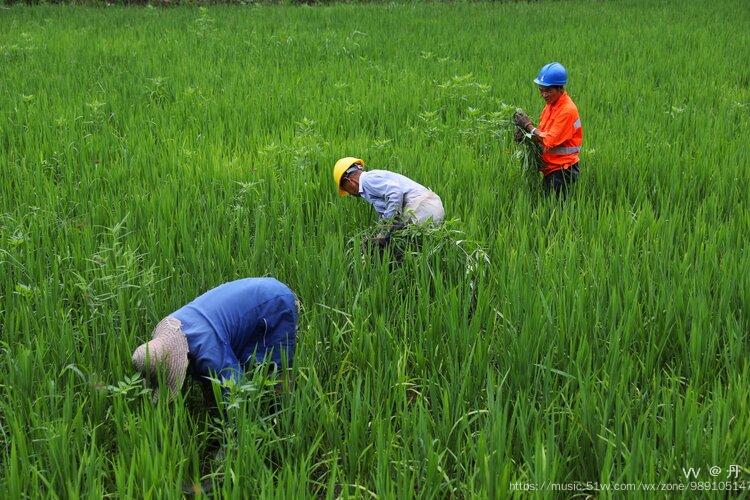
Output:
[
  {"xmin": 131, "ymin": 277, "xmax": 299, "ymax": 404},
  {"xmin": 332, "ymin": 157, "xmax": 445, "ymax": 247}
]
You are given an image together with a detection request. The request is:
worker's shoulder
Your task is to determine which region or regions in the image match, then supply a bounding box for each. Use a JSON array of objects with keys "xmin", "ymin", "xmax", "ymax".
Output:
[
  {"xmin": 559, "ymin": 94, "xmax": 579, "ymax": 114},
  {"xmin": 219, "ymin": 277, "xmax": 291, "ymax": 294},
  {"xmin": 251, "ymin": 276, "xmax": 291, "ymax": 291},
  {"xmin": 550, "ymin": 101, "xmax": 579, "ymax": 126},
  {"xmin": 364, "ymin": 169, "xmax": 393, "ymax": 178},
  {"xmin": 362, "ymin": 169, "xmax": 405, "ymax": 186},
  {"xmin": 371, "ymin": 169, "xmax": 416, "ymax": 182}
]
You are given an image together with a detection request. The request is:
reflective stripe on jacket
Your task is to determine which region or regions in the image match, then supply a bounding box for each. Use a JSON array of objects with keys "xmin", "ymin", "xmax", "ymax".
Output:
[{"xmin": 538, "ymin": 92, "xmax": 583, "ymax": 176}]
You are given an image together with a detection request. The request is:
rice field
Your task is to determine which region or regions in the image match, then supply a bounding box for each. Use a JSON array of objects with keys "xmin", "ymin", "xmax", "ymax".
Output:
[{"xmin": 1, "ymin": 0, "xmax": 749, "ymax": 497}]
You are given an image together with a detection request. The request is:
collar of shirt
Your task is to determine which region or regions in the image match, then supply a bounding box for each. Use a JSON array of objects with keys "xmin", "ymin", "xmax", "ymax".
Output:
[
  {"xmin": 541, "ymin": 92, "xmax": 570, "ymax": 122},
  {"xmin": 358, "ymin": 171, "xmax": 367, "ymax": 195},
  {"xmin": 550, "ymin": 91, "xmax": 570, "ymax": 110}
]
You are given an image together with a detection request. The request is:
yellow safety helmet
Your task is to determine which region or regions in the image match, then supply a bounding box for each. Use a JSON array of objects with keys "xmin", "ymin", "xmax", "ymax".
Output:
[{"xmin": 333, "ymin": 157, "xmax": 364, "ymax": 197}]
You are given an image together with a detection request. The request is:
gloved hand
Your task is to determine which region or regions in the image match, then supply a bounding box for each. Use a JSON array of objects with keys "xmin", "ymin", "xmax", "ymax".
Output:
[
  {"xmin": 514, "ymin": 128, "xmax": 525, "ymax": 143},
  {"xmin": 373, "ymin": 233, "xmax": 390, "ymax": 248},
  {"xmin": 361, "ymin": 234, "xmax": 389, "ymax": 253},
  {"xmin": 513, "ymin": 111, "xmax": 533, "ymax": 132}
]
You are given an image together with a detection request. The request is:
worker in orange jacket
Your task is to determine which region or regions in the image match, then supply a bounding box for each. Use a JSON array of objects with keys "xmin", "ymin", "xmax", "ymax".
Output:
[{"xmin": 514, "ymin": 62, "xmax": 583, "ymax": 196}]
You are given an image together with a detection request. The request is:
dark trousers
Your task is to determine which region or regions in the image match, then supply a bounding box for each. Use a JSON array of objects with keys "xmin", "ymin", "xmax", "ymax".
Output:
[{"xmin": 543, "ymin": 163, "xmax": 580, "ymax": 196}]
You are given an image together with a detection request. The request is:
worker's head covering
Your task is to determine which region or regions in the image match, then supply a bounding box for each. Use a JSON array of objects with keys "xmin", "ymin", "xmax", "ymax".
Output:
[
  {"xmin": 534, "ymin": 62, "xmax": 568, "ymax": 87},
  {"xmin": 333, "ymin": 157, "xmax": 364, "ymax": 197},
  {"xmin": 131, "ymin": 316, "xmax": 189, "ymax": 402}
]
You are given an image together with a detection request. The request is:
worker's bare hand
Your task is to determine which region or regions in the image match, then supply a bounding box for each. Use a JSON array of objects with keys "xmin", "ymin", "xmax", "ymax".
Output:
[{"xmin": 514, "ymin": 128, "xmax": 525, "ymax": 143}]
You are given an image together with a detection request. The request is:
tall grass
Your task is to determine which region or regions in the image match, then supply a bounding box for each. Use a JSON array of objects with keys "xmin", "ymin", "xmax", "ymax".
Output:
[{"xmin": 1, "ymin": 0, "xmax": 749, "ymax": 497}]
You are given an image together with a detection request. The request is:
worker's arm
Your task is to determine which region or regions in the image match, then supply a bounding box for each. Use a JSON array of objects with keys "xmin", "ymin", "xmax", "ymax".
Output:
[
  {"xmin": 199, "ymin": 351, "xmax": 243, "ymax": 404},
  {"xmin": 369, "ymin": 182, "xmax": 405, "ymax": 245},
  {"xmin": 360, "ymin": 172, "xmax": 404, "ymax": 221},
  {"xmin": 201, "ymin": 354, "xmax": 242, "ymax": 430},
  {"xmin": 515, "ymin": 111, "xmax": 544, "ymax": 144},
  {"xmin": 513, "ymin": 109, "xmax": 573, "ymax": 147},
  {"xmin": 359, "ymin": 173, "xmax": 406, "ymax": 248},
  {"xmin": 218, "ymin": 353, "xmax": 243, "ymax": 384},
  {"xmin": 530, "ymin": 110, "xmax": 575, "ymax": 148},
  {"xmin": 380, "ymin": 180, "xmax": 405, "ymax": 221}
]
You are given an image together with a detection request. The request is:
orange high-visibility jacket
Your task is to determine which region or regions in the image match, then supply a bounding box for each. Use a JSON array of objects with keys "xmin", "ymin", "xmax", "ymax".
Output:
[{"xmin": 538, "ymin": 92, "xmax": 582, "ymax": 176}]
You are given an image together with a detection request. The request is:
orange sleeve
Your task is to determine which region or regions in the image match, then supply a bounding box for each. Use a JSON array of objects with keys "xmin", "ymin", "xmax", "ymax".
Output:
[{"xmin": 541, "ymin": 108, "xmax": 575, "ymax": 149}]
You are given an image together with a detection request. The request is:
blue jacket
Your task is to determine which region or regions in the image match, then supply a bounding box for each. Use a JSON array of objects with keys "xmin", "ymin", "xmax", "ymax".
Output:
[{"xmin": 172, "ymin": 278, "xmax": 297, "ymax": 382}]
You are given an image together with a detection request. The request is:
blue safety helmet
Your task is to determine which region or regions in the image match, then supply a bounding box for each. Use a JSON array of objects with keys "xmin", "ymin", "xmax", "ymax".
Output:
[{"xmin": 534, "ymin": 62, "xmax": 568, "ymax": 87}]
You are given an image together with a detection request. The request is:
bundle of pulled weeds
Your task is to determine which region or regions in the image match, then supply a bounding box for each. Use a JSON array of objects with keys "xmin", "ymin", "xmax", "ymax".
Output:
[{"xmin": 495, "ymin": 103, "xmax": 543, "ymax": 177}]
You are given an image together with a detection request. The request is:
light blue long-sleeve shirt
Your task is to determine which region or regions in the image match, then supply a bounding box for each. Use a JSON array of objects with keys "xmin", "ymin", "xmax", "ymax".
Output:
[
  {"xmin": 358, "ymin": 170, "xmax": 430, "ymax": 220},
  {"xmin": 172, "ymin": 278, "xmax": 297, "ymax": 382}
]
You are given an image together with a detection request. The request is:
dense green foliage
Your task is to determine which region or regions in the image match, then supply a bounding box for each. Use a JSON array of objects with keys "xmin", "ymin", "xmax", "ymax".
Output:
[{"xmin": 1, "ymin": 1, "xmax": 749, "ymax": 497}]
